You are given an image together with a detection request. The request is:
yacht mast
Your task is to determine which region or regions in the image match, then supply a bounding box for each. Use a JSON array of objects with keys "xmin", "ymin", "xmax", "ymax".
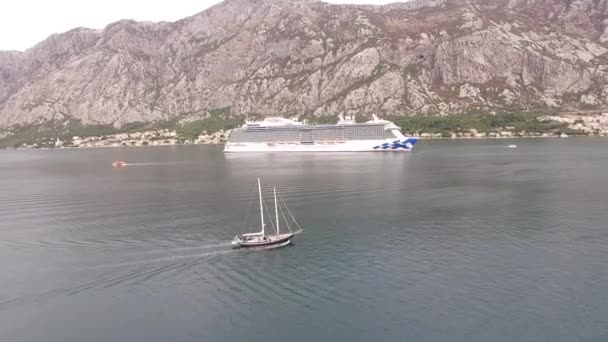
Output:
[
  {"xmin": 274, "ymin": 187, "xmax": 279, "ymax": 235},
  {"xmin": 258, "ymin": 178, "xmax": 265, "ymax": 236}
]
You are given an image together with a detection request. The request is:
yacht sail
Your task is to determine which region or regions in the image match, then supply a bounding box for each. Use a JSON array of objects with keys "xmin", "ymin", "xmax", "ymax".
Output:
[{"xmin": 231, "ymin": 178, "xmax": 302, "ymax": 249}]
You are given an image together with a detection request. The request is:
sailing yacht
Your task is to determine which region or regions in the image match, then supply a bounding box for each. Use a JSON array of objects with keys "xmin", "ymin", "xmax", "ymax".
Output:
[{"xmin": 231, "ymin": 178, "xmax": 302, "ymax": 249}]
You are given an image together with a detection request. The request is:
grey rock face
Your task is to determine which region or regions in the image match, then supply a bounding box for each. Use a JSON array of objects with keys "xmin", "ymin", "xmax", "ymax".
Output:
[{"xmin": 1, "ymin": 0, "xmax": 607, "ymax": 128}]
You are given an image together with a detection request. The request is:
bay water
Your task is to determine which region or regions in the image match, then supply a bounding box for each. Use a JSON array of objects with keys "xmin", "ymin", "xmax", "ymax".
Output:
[{"xmin": 1, "ymin": 138, "xmax": 607, "ymax": 341}]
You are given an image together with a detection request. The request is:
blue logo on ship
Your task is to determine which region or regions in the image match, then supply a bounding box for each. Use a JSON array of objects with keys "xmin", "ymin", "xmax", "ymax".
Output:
[{"xmin": 373, "ymin": 138, "xmax": 418, "ymax": 150}]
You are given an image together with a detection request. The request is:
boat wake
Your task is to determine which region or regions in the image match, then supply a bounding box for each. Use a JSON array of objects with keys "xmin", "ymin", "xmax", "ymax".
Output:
[
  {"xmin": 0, "ymin": 238, "xmax": 230, "ymax": 252},
  {"xmin": 92, "ymin": 245, "xmax": 234, "ymax": 269},
  {"xmin": 122, "ymin": 162, "xmax": 180, "ymax": 166},
  {"xmin": 478, "ymin": 145, "xmax": 518, "ymax": 149},
  {"xmin": 0, "ymin": 246, "xmax": 236, "ymax": 311},
  {"xmin": 112, "ymin": 161, "xmax": 198, "ymax": 168}
]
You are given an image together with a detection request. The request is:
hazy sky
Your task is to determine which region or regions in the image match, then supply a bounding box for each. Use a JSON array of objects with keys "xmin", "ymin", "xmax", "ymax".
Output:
[{"xmin": 1, "ymin": 0, "xmax": 402, "ymax": 51}]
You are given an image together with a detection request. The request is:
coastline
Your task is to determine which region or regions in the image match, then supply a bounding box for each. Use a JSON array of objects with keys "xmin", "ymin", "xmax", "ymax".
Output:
[
  {"xmin": 3, "ymin": 143, "xmax": 226, "ymax": 151},
  {"xmin": 3, "ymin": 113, "xmax": 608, "ymax": 150},
  {"xmin": 4, "ymin": 134, "xmax": 601, "ymax": 151},
  {"xmin": 4, "ymin": 113, "xmax": 608, "ymax": 150}
]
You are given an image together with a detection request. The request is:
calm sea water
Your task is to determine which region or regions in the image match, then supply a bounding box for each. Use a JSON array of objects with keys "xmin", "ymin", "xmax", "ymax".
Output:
[{"xmin": 1, "ymin": 139, "xmax": 607, "ymax": 342}]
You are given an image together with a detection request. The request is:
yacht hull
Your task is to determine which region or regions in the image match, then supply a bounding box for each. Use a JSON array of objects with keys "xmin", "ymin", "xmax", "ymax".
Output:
[{"xmin": 233, "ymin": 234, "xmax": 293, "ymax": 248}]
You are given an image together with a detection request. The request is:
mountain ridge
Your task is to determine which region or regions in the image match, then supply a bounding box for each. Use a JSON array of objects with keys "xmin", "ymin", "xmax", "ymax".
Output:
[{"xmin": 1, "ymin": 0, "xmax": 607, "ymax": 129}]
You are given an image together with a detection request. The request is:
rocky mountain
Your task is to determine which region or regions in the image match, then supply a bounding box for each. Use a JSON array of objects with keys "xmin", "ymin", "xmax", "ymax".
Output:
[{"xmin": 1, "ymin": 0, "xmax": 607, "ymax": 129}]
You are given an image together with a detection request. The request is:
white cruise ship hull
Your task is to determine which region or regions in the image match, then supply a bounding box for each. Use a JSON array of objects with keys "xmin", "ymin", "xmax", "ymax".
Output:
[
  {"xmin": 224, "ymin": 116, "xmax": 418, "ymax": 153},
  {"xmin": 224, "ymin": 139, "xmax": 418, "ymax": 153}
]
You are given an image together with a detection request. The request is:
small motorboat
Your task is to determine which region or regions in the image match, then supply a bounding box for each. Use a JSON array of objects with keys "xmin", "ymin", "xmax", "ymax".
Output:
[
  {"xmin": 112, "ymin": 161, "xmax": 127, "ymax": 168},
  {"xmin": 508, "ymin": 144, "xmax": 517, "ymax": 148},
  {"xmin": 232, "ymin": 178, "xmax": 302, "ymax": 249}
]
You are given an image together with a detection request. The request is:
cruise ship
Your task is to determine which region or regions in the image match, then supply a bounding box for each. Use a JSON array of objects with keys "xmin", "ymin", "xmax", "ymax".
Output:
[{"xmin": 223, "ymin": 115, "xmax": 418, "ymax": 153}]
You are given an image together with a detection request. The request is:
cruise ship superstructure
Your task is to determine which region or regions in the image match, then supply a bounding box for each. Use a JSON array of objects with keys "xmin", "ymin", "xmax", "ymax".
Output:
[{"xmin": 223, "ymin": 115, "xmax": 418, "ymax": 153}]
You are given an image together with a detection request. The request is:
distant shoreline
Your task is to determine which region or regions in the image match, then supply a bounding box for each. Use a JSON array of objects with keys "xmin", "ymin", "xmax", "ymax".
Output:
[
  {"xmin": 4, "ymin": 135, "xmax": 603, "ymax": 151},
  {"xmin": 3, "ymin": 143, "xmax": 225, "ymax": 151}
]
